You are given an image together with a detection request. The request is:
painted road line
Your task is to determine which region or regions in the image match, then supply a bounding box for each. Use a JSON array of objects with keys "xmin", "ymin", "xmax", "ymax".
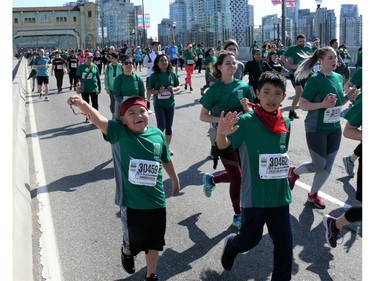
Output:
[{"xmin": 28, "ymin": 91, "xmax": 64, "ymax": 281}]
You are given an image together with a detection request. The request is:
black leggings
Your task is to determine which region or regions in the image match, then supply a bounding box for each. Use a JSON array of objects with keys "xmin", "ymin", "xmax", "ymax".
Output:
[
  {"xmin": 82, "ymin": 92, "xmax": 98, "ymax": 110},
  {"xmin": 345, "ymin": 206, "xmax": 362, "ymax": 223},
  {"xmin": 354, "ymin": 143, "xmax": 362, "ymax": 202},
  {"xmin": 69, "ymin": 70, "xmax": 77, "ymax": 87}
]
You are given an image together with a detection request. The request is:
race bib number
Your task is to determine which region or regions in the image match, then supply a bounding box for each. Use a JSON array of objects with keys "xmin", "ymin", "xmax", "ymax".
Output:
[
  {"xmin": 199, "ymin": 55, "xmax": 203, "ymax": 59},
  {"xmin": 323, "ymin": 106, "xmax": 341, "ymax": 123},
  {"xmin": 259, "ymin": 153, "xmax": 290, "ymax": 179},
  {"xmin": 82, "ymin": 72, "xmax": 93, "ymax": 79},
  {"xmin": 57, "ymin": 65, "xmax": 63, "ymax": 70},
  {"xmin": 71, "ymin": 63, "xmax": 77, "ymax": 68},
  {"xmin": 128, "ymin": 159, "xmax": 160, "ymax": 186},
  {"xmin": 187, "ymin": 59, "xmax": 194, "ymax": 64},
  {"xmin": 158, "ymin": 90, "xmax": 171, "ymax": 99}
]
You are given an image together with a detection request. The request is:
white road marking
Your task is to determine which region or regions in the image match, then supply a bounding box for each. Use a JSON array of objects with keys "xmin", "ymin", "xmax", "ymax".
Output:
[
  {"xmin": 28, "ymin": 91, "xmax": 64, "ymax": 281},
  {"xmin": 296, "ymin": 180, "xmax": 352, "ymax": 209}
]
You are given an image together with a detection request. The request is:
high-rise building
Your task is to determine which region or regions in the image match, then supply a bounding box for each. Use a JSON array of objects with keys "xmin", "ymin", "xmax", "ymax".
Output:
[
  {"xmin": 229, "ymin": 0, "xmax": 250, "ymax": 47},
  {"xmin": 339, "ymin": 4, "xmax": 362, "ymax": 50}
]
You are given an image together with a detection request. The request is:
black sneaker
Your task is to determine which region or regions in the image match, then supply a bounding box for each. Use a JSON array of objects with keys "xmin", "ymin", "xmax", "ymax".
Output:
[
  {"xmin": 121, "ymin": 248, "xmax": 135, "ymax": 274},
  {"xmin": 293, "ymin": 110, "xmax": 300, "ymax": 119},
  {"xmin": 145, "ymin": 273, "xmax": 159, "ymax": 280},
  {"xmin": 323, "ymin": 215, "xmax": 342, "ymax": 248},
  {"xmin": 70, "ymin": 85, "xmax": 72, "ymax": 91},
  {"xmin": 221, "ymin": 234, "xmax": 237, "ymax": 270},
  {"xmin": 184, "ymin": 84, "xmax": 187, "ymax": 90},
  {"xmin": 190, "ymin": 87, "xmax": 193, "ymax": 91}
]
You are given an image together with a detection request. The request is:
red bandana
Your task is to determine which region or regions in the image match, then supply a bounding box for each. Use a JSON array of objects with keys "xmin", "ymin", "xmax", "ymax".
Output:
[{"xmin": 248, "ymin": 102, "xmax": 289, "ymax": 135}]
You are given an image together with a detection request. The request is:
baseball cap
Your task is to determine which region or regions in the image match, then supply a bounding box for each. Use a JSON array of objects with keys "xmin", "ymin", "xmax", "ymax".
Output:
[
  {"xmin": 187, "ymin": 43, "xmax": 193, "ymax": 48},
  {"xmin": 109, "ymin": 52, "xmax": 118, "ymax": 59},
  {"xmin": 85, "ymin": 52, "xmax": 93, "ymax": 58}
]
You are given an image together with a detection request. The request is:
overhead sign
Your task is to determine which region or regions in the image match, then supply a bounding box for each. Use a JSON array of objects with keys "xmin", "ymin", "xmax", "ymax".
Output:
[{"xmin": 137, "ymin": 14, "xmax": 151, "ymax": 29}]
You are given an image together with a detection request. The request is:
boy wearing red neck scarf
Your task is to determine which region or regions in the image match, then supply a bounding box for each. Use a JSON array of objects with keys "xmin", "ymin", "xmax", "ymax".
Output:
[{"xmin": 217, "ymin": 71, "xmax": 293, "ymax": 281}]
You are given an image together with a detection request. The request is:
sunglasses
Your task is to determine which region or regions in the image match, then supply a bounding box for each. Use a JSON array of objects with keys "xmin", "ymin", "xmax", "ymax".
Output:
[{"xmin": 123, "ymin": 61, "xmax": 133, "ymax": 65}]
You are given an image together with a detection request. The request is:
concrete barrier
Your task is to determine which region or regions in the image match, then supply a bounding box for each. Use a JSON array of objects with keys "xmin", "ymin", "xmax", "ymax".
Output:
[{"xmin": 13, "ymin": 57, "xmax": 33, "ymax": 281}]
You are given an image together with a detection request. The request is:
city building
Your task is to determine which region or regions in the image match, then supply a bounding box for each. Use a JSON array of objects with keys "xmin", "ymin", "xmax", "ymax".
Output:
[{"xmin": 13, "ymin": 1, "xmax": 99, "ymax": 54}]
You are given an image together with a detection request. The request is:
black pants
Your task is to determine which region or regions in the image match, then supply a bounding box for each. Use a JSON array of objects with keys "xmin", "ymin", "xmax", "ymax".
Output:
[
  {"xmin": 195, "ymin": 58, "xmax": 202, "ymax": 73},
  {"xmin": 82, "ymin": 92, "xmax": 98, "ymax": 110},
  {"xmin": 55, "ymin": 71, "xmax": 64, "ymax": 92},
  {"xmin": 354, "ymin": 142, "xmax": 362, "ymax": 202},
  {"xmin": 69, "ymin": 70, "xmax": 77, "ymax": 88}
]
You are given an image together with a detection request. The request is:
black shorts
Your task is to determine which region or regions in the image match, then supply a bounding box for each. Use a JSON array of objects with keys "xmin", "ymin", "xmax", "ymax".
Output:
[
  {"xmin": 170, "ymin": 59, "xmax": 178, "ymax": 66},
  {"xmin": 127, "ymin": 207, "xmax": 166, "ymax": 256},
  {"xmin": 37, "ymin": 76, "xmax": 49, "ymax": 85},
  {"xmin": 289, "ymin": 73, "xmax": 307, "ymax": 88}
]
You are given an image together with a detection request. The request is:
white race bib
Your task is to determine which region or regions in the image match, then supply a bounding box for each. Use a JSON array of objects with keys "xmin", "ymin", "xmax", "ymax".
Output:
[
  {"xmin": 323, "ymin": 106, "xmax": 341, "ymax": 123},
  {"xmin": 82, "ymin": 72, "xmax": 93, "ymax": 79},
  {"xmin": 259, "ymin": 153, "xmax": 290, "ymax": 179},
  {"xmin": 57, "ymin": 65, "xmax": 63, "ymax": 70},
  {"xmin": 158, "ymin": 90, "xmax": 171, "ymax": 99},
  {"xmin": 187, "ymin": 59, "xmax": 194, "ymax": 64},
  {"xmin": 71, "ymin": 63, "xmax": 77, "ymax": 68},
  {"xmin": 128, "ymin": 159, "xmax": 160, "ymax": 186}
]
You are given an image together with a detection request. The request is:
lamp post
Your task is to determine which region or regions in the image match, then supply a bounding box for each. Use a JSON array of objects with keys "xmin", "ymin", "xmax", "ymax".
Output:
[
  {"xmin": 314, "ymin": 0, "xmax": 323, "ymax": 41},
  {"xmin": 172, "ymin": 21, "xmax": 176, "ymax": 42}
]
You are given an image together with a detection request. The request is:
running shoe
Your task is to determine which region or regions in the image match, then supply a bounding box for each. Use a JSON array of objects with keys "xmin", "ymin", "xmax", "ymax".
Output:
[
  {"xmin": 323, "ymin": 215, "xmax": 342, "ymax": 248},
  {"xmin": 184, "ymin": 84, "xmax": 187, "ymax": 90},
  {"xmin": 342, "ymin": 156, "xmax": 355, "ymax": 178},
  {"xmin": 145, "ymin": 273, "xmax": 159, "ymax": 281},
  {"xmin": 121, "ymin": 247, "xmax": 135, "ymax": 274},
  {"xmin": 202, "ymin": 173, "xmax": 215, "ymax": 198},
  {"xmin": 232, "ymin": 215, "xmax": 242, "ymax": 230},
  {"xmin": 39, "ymin": 92, "xmax": 42, "ymax": 99},
  {"xmin": 288, "ymin": 110, "xmax": 299, "ymax": 121},
  {"xmin": 190, "ymin": 87, "xmax": 193, "ymax": 91},
  {"xmin": 221, "ymin": 233, "xmax": 237, "ymax": 271},
  {"xmin": 45, "ymin": 96, "xmax": 49, "ymax": 101},
  {"xmin": 307, "ymin": 192, "xmax": 326, "ymax": 209},
  {"xmin": 288, "ymin": 166, "xmax": 300, "ymax": 190},
  {"xmin": 84, "ymin": 118, "xmax": 90, "ymax": 123}
]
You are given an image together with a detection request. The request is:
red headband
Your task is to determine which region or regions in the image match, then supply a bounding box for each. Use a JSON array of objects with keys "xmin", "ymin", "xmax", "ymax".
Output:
[{"xmin": 119, "ymin": 97, "xmax": 147, "ymax": 116}]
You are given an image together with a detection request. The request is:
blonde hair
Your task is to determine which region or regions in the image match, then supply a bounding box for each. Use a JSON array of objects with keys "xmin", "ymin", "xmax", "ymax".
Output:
[{"xmin": 294, "ymin": 46, "xmax": 335, "ymax": 82}]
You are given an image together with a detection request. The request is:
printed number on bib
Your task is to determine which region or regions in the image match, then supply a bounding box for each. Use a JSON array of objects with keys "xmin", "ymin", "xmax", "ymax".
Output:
[
  {"xmin": 158, "ymin": 90, "xmax": 171, "ymax": 99},
  {"xmin": 128, "ymin": 159, "xmax": 160, "ymax": 186},
  {"xmin": 187, "ymin": 59, "xmax": 194, "ymax": 64},
  {"xmin": 259, "ymin": 153, "xmax": 290, "ymax": 179},
  {"xmin": 323, "ymin": 106, "xmax": 341, "ymax": 123}
]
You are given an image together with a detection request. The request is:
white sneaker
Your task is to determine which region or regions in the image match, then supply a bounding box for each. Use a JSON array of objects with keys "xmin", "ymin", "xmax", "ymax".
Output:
[{"xmin": 45, "ymin": 96, "xmax": 49, "ymax": 101}]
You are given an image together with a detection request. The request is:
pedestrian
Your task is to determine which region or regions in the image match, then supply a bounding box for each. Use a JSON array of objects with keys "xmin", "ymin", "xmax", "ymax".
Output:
[
  {"xmin": 287, "ymin": 46, "xmax": 358, "ymax": 209},
  {"xmin": 199, "ymin": 50, "xmax": 253, "ymax": 230},
  {"xmin": 67, "ymin": 50, "xmax": 79, "ymax": 91},
  {"xmin": 218, "ymin": 71, "xmax": 293, "ymax": 281},
  {"xmin": 104, "ymin": 52, "xmax": 123, "ymax": 118},
  {"xmin": 76, "ymin": 51, "xmax": 101, "ymax": 123},
  {"xmin": 323, "ymin": 92, "xmax": 362, "ymax": 248},
  {"xmin": 195, "ymin": 44, "xmax": 204, "ymax": 74},
  {"xmin": 34, "ymin": 48, "xmax": 51, "ymax": 101},
  {"xmin": 280, "ymin": 34, "xmax": 312, "ymax": 120},
  {"xmin": 112, "ymin": 55, "xmax": 145, "ymax": 118},
  {"xmin": 146, "ymin": 54, "xmax": 180, "ymax": 154},
  {"xmin": 77, "ymin": 49, "xmax": 85, "ymax": 65},
  {"xmin": 93, "ymin": 49, "xmax": 104, "ymax": 75},
  {"xmin": 342, "ymin": 67, "xmax": 362, "ymax": 177},
  {"xmin": 267, "ymin": 51, "xmax": 289, "ymax": 74},
  {"xmin": 178, "ymin": 44, "xmax": 184, "ymax": 70},
  {"xmin": 200, "ymin": 48, "xmax": 217, "ymax": 96},
  {"xmin": 329, "ymin": 39, "xmax": 348, "ymax": 85},
  {"xmin": 67, "ymin": 95, "xmax": 180, "ymax": 281},
  {"xmin": 27, "ymin": 52, "xmax": 37, "ymax": 92},
  {"xmin": 223, "ymin": 39, "xmax": 244, "ymax": 80},
  {"xmin": 183, "ymin": 43, "xmax": 197, "ymax": 92},
  {"xmin": 134, "ymin": 46, "xmax": 143, "ymax": 72},
  {"xmin": 244, "ymin": 48, "xmax": 269, "ymax": 103},
  {"xmin": 355, "ymin": 46, "xmax": 362, "ymax": 69},
  {"xmin": 249, "ymin": 40, "xmax": 259, "ymax": 60},
  {"xmin": 51, "ymin": 50, "xmax": 66, "ymax": 94},
  {"xmin": 143, "ymin": 41, "xmax": 162, "ymax": 114},
  {"xmin": 166, "ymin": 40, "xmax": 179, "ymax": 75}
]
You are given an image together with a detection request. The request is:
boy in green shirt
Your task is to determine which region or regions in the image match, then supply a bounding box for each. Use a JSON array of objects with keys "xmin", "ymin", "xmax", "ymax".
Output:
[
  {"xmin": 217, "ymin": 72, "xmax": 293, "ymax": 280},
  {"xmin": 67, "ymin": 95, "xmax": 180, "ymax": 281}
]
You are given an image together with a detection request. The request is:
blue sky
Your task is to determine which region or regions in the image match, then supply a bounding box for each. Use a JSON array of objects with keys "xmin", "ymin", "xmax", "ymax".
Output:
[{"xmin": 12, "ymin": 0, "xmax": 363, "ymax": 39}]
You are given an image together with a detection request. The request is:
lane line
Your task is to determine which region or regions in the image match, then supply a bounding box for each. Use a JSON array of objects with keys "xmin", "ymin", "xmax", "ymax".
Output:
[
  {"xmin": 295, "ymin": 180, "xmax": 352, "ymax": 209},
  {"xmin": 27, "ymin": 90, "xmax": 64, "ymax": 281}
]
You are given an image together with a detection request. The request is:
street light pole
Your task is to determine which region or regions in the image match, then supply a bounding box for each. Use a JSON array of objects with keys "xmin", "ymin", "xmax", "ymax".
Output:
[
  {"xmin": 314, "ymin": 0, "xmax": 323, "ymax": 40},
  {"xmin": 142, "ymin": 0, "xmax": 146, "ymax": 46},
  {"xmin": 172, "ymin": 21, "xmax": 176, "ymax": 42}
]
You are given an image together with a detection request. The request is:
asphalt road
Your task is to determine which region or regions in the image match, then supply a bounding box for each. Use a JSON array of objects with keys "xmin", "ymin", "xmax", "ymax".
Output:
[{"xmin": 26, "ymin": 64, "xmax": 362, "ymax": 281}]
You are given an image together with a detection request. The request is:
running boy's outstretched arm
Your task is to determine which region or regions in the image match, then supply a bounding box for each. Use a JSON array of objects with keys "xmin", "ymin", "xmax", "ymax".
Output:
[
  {"xmin": 67, "ymin": 95, "xmax": 109, "ymax": 134},
  {"xmin": 162, "ymin": 160, "xmax": 180, "ymax": 196},
  {"xmin": 216, "ymin": 111, "xmax": 239, "ymax": 150}
]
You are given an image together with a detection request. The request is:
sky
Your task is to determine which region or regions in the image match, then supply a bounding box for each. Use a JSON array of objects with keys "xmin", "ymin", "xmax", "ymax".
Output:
[{"xmin": 11, "ymin": 0, "xmax": 363, "ymax": 40}]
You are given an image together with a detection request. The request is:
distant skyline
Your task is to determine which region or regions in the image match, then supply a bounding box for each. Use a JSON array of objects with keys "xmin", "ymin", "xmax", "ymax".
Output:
[{"xmin": 12, "ymin": 0, "xmax": 363, "ymax": 40}]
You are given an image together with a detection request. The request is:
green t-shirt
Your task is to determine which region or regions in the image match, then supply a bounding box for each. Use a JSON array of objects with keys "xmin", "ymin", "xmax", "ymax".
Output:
[
  {"xmin": 302, "ymin": 71, "xmax": 345, "ymax": 133},
  {"xmin": 344, "ymin": 94, "xmax": 362, "ymax": 127},
  {"xmin": 196, "ymin": 48, "xmax": 204, "ymax": 59},
  {"xmin": 183, "ymin": 50, "xmax": 196, "ymax": 65},
  {"xmin": 105, "ymin": 121, "xmax": 170, "ymax": 209},
  {"xmin": 77, "ymin": 63, "xmax": 100, "ymax": 93},
  {"xmin": 113, "ymin": 73, "xmax": 145, "ymax": 98},
  {"xmin": 283, "ymin": 44, "xmax": 312, "ymax": 65},
  {"xmin": 203, "ymin": 55, "xmax": 217, "ymax": 79},
  {"xmin": 228, "ymin": 111, "xmax": 292, "ymax": 208},
  {"xmin": 350, "ymin": 67, "xmax": 362, "ymax": 88},
  {"xmin": 147, "ymin": 72, "xmax": 179, "ymax": 108},
  {"xmin": 200, "ymin": 79, "xmax": 254, "ymax": 116}
]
